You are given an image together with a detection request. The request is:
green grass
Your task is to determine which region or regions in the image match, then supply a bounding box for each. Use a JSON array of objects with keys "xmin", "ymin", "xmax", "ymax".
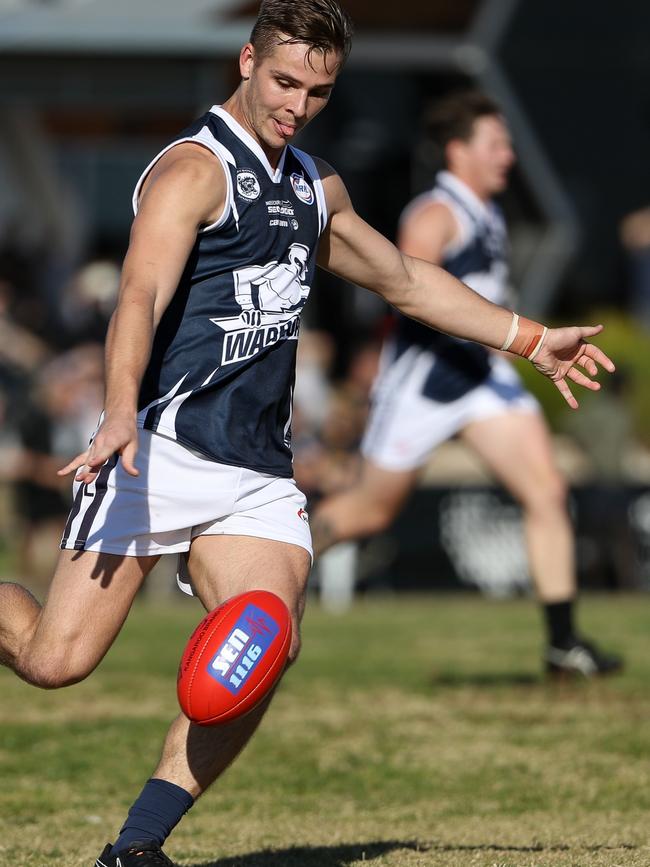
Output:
[{"xmin": 0, "ymin": 594, "xmax": 649, "ymax": 866}]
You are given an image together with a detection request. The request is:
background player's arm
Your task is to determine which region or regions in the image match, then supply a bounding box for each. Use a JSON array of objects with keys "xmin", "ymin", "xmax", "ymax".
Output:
[
  {"xmin": 59, "ymin": 144, "xmax": 227, "ymax": 482},
  {"xmin": 397, "ymin": 200, "xmax": 457, "ymax": 265},
  {"xmin": 400, "ymin": 201, "xmax": 510, "ymax": 360},
  {"xmin": 316, "ymin": 163, "xmax": 614, "ymax": 407}
]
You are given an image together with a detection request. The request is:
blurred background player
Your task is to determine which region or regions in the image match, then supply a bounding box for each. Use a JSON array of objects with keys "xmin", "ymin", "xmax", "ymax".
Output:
[{"xmin": 311, "ymin": 90, "xmax": 622, "ymax": 678}]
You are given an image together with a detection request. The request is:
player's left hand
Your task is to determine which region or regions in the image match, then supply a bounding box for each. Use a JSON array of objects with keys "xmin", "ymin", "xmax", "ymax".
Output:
[{"xmin": 532, "ymin": 324, "xmax": 615, "ymax": 409}]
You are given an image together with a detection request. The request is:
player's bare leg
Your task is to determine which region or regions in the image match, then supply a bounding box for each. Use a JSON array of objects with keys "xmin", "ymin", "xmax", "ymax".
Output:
[
  {"xmin": 0, "ymin": 549, "xmax": 158, "ymax": 687},
  {"xmin": 460, "ymin": 411, "xmax": 622, "ymax": 676},
  {"xmin": 310, "ymin": 460, "xmax": 419, "ymax": 557},
  {"xmin": 98, "ymin": 536, "xmax": 310, "ymax": 864},
  {"xmin": 153, "ymin": 534, "xmax": 311, "ymax": 798},
  {"xmin": 459, "ymin": 411, "xmax": 574, "ymax": 602}
]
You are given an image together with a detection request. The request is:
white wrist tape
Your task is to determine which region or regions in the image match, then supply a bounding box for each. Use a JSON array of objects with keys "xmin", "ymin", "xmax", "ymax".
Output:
[{"xmin": 500, "ymin": 312, "xmax": 519, "ymax": 351}]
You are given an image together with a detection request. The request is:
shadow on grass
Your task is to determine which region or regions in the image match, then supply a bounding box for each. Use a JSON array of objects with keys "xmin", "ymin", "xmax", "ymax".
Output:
[
  {"xmin": 427, "ymin": 843, "xmax": 638, "ymax": 853},
  {"xmin": 184, "ymin": 839, "xmax": 638, "ymax": 866},
  {"xmin": 430, "ymin": 671, "xmax": 540, "ymax": 688},
  {"xmin": 184, "ymin": 839, "xmax": 419, "ymax": 866}
]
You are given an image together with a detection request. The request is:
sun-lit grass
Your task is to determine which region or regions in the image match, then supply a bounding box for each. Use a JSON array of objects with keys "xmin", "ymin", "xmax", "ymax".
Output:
[{"xmin": 0, "ymin": 593, "xmax": 648, "ymax": 866}]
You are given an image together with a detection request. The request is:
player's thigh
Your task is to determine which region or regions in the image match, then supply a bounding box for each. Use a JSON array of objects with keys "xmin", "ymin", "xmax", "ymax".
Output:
[
  {"xmin": 186, "ymin": 534, "xmax": 311, "ymax": 626},
  {"xmin": 357, "ymin": 458, "xmax": 420, "ymax": 520},
  {"xmin": 33, "ymin": 548, "xmax": 158, "ymax": 676},
  {"xmin": 460, "ymin": 410, "xmax": 563, "ymax": 502}
]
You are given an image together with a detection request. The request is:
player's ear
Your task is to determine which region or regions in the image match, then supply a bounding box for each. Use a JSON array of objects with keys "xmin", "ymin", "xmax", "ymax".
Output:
[
  {"xmin": 240, "ymin": 43, "xmax": 255, "ymax": 81},
  {"xmin": 446, "ymin": 138, "xmax": 464, "ymax": 169}
]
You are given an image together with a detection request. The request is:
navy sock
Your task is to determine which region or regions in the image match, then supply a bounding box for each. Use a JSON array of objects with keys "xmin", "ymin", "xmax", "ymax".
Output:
[
  {"xmin": 544, "ymin": 600, "xmax": 576, "ymax": 647},
  {"xmin": 111, "ymin": 778, "xmax": 194, "ymax": 855}
]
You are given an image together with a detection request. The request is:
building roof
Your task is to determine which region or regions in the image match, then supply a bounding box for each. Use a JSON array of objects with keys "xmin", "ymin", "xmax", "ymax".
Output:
[{"xmin": 0, "ymin": 0, "xmax": 479, "ymax": 54}]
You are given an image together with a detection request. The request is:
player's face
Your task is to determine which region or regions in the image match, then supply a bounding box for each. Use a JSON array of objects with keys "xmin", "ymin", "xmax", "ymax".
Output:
[
  {"xmin": 239, "ymin": 38, "xmax": 340, "ymax": 157},
  {"xmin": 457, "ymin": 114, "xmax": 515, "ymax": 198}
]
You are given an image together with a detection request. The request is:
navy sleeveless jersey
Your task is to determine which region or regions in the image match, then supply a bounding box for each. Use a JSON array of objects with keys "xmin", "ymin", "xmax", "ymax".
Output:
[
  {"xmin": 392, "ymin": 171, "xmax": 509, "ymax": 401},
  {"xmin": 133, "ymin": 106, "xmax": 328, "ymax": 477}
]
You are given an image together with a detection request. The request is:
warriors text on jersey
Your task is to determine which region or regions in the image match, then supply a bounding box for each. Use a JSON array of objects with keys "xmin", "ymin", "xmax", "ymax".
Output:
[
  {"xmin": 391, "ymin": 170, "xmax": 509, "ymax": 401},
  {"xmin": 133, "ymin": 106, "xmax": 328, "ymax": 477}
]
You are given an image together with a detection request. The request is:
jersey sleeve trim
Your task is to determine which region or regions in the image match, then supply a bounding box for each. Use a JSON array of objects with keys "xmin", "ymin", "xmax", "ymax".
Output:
[
  {"xmin": 131, "ymin": 127, "xmax": 234, "ymax": 233},
  {"xmin": 289, "ymin": 147, "xmax": 328, "ymax": 235}
]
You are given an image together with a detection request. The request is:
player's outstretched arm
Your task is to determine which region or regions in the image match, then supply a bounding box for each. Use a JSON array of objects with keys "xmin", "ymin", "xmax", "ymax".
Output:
[
  {"xmin": 59, "ymin": 144, "xmax": 227, "ymax": 483},
  {"xmin": 316, "ymin": 164, "xmax": 614, "ymax": 408}
]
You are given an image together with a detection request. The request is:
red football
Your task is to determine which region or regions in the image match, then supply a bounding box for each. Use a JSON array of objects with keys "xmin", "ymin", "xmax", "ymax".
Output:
[{"xmin": 177, "ymin": 590, "xmax": 292, "ymax": 726}]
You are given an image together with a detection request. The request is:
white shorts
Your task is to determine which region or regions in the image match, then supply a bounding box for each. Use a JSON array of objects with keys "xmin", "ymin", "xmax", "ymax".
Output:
[
  {"xmin": 60, "ymin": 430, "xmax": 312, "ymax": 560},
  {"xmin": 361, "ymin": 349, "xmax": 540, "ymax": 472}
]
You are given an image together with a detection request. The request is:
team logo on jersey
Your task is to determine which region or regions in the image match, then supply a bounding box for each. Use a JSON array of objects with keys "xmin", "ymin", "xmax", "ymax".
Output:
[
  {"xmin": 210, "ymin": 243, "xmax": 312, "ymax": 366},
  {"xmin": 236, "ymin": 169, "xmax": 261, "ymax": 200},
  {"xmin": 290, "ymin": 172, "xmax": 314, "ymax": 205}
]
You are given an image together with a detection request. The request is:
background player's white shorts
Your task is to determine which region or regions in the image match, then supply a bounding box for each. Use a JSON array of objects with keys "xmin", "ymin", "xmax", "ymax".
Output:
[
  {"xmin": 60, "ymin": 430, "xmax": 312, "ymax": 559},
  {"xmin": 361, "ymin": 349, "xmax": 540, "ymax": 472}
]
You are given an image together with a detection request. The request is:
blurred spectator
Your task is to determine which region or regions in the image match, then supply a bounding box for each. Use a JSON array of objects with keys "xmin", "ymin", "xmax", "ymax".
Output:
[
  {"xmin": 561, "ymin": 368, "xmax": 640, "ymax": 589},
  {"xmin": 9, "ymin": 344, "xmax": 104, "ymax": 592},
  {"xmin": 293, "ymin": 328, "xmax": 335, "ymax": 431},
  {"xmin": 293, "ymin": 331, "xmax": 380, "ymax": 503},
  {"xmin": 59, "ymin": 258, "xmax": 121, "ymax": 346},
  {"xmin": 0, "ymin": 240, "xmax": 118, "ymax": 585},
  {"xmin": 620, "ymin": 206, "xmax": 650, "ymax": 328},
  {"xmin": 0, "ymin": 275, "xmax": 51, "ymax": 390},
  {"xmin": 562, "ymin": 368, "xmax": 634, "ymax": 482}
]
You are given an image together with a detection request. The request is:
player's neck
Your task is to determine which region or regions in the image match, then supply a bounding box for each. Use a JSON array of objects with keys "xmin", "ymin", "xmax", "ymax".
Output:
[
  {"xmin": 221, "ymin": 92, "xmax": 285, "ymax": 170},
  {"xmin": 449, "ymin": 169, "xmax": 491, "ymax": 204}
]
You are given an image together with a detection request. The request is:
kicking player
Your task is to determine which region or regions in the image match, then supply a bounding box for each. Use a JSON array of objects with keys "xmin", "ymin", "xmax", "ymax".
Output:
[
  {"xmin": 0, "ymin": 6, "xmax": 615, "ymax": 866},
  {"xmin": 311, "ymin": 90, "xmax": 622, "ymax": 679}
]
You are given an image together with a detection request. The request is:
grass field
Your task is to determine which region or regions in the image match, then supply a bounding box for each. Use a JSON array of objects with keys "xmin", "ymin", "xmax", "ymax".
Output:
[{"xmin": 0, "ymin": 593, "xmax": 649, "ymax": 867}]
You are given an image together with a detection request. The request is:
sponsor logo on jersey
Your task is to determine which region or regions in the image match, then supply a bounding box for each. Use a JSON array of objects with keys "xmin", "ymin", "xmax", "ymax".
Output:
[
  {"xmin": 207, "ymin": 604, "xmax": 279, "ymax": 694},
  {"xmin": 268, "ymin": 217, "xmax": 300, "ymax": 230},
  {"xmin": 266, "ymin": 202, "xmax": 299, "ymax": 229},
  {"xmin": 266, "ymin": 199, "xmax": 295, "ymax": 217},
  {"xmin": 297, "ymin": 508, "xmax": 309, "ymax": 523},
  {"xmin": 236, "ymin": 169, "xmax": 261, "ymax": 200},
  {"xmin": 290, "ymin": 172, "xmax": 314, "ymax": 205}
]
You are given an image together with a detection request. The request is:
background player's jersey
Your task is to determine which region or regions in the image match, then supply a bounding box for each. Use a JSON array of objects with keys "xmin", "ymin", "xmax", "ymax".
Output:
[
  {"xmin": 133, "ymin": 106, "xmax": 328, "ymax": 477},
  {"xmin": 390, "ymin": 170, "xmax": 509, "ymax": 401}
]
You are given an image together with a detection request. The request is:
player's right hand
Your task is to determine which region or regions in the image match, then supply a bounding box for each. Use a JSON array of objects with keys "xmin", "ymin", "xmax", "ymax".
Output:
[{"xmin": 57, "ymin": 416, "xmax": 139, "ymax": 483}]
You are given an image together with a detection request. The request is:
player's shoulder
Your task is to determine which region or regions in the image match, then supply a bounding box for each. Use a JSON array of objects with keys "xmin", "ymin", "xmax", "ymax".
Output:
[
  {"xmin": 289, "ymin": 151, "xmax": 335, "ymax": 183},
  {"xmin": 139, "ymin": 141, "xmax": 226, "ymax": 204},
  {"xmin": 401, "ymin": 193, "xmax": 456, "ymax": 232},
  {"xmin": 304, "ymin": 156, "xmax": 348, "ymax": 212},
  {"xmin": 153, "ymin": 141, "xmax": 224, "ymax": 182}
]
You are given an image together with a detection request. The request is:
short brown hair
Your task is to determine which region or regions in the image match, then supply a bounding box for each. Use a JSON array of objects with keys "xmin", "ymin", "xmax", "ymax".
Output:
[
  {"xmin": 424, "ymin": 89, "xmax": 502, "ymax": 151},
  {"xmin": 250, "ymin": 0, "xmax": 354, "ymax": 69}
]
